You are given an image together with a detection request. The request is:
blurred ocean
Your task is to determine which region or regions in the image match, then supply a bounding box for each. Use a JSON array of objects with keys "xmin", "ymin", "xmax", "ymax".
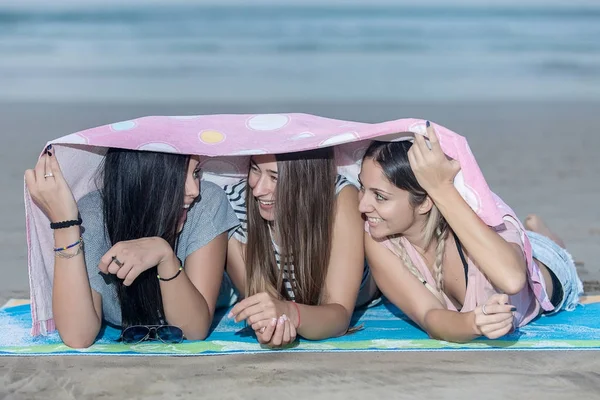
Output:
[{"xmin": 1, "ymin": 4, "xmax": 599, "ymax": 102}]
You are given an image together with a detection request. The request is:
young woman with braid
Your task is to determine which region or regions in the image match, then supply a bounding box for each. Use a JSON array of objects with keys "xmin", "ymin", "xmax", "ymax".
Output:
[
  {"xmin": 358, "ymin": 124, "xmax": 582, "ymax": 343},
  {"xmin": 225, "ymin": 148, "xmax": 379, "ymax": 348}
]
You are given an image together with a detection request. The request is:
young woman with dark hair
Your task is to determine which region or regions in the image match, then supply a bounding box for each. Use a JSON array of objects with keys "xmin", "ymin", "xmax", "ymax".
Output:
[
  {"xmin": 358, "ymin": 125, "xmax": 582, "ymax": 343},
  {"xmin": 225, "ymin": 148, "xmax": 379, "ymax": 347},
  {"xmin": 25, "ymin": 147, "xmax": 239, "ymax": 348}
]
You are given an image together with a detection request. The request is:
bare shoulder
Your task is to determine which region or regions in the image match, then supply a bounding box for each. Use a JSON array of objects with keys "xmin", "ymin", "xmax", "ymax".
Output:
[
  {"xmin": 335, "ymin": 184, "xmax": 360, "ymax": 212},
  {"xmin": 364, "ymin": 231, "xmax": 394, "ymax": 261}
]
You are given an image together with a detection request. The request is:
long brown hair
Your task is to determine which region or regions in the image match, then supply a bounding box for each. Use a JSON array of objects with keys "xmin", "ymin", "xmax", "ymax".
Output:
[{"xmin": 244, "ymin": 148, "xmax": 337, "ymax": 305}]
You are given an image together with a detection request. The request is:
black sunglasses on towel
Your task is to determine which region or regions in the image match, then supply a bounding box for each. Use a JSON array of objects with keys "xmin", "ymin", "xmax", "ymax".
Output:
[{"xmin": 118, "ymin": 325, "xmax": 184, "ymax": 344}]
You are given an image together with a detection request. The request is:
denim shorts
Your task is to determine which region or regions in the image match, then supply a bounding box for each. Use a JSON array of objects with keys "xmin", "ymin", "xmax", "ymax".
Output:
[{"xmin": 527, "ymin": 231, "xmax": 583, "ymax": 314}]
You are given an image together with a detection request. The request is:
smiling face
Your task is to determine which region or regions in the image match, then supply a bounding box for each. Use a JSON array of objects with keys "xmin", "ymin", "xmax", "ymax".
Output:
[
  {"xmin": 358, "ymin": 157, "xmax": 421, "ymax": 240},
  {"xmin": 178, "ymin": 155, "xmax": 202, "ymax": 232},
  {"xmin": 247, "ymin": 154, "xmax": 278, "ymax": 222}
]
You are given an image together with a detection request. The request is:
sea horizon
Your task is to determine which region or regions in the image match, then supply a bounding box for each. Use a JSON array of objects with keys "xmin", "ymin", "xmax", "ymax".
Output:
[{"xmin": 1, "ymin": 3, "xmax": 599, "ymax": 103}]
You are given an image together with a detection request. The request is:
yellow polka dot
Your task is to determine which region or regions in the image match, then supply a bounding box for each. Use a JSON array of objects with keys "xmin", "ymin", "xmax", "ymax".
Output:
[{"xmin": 199, "ymin": 130, "xmax": 225, "ymax": 144}]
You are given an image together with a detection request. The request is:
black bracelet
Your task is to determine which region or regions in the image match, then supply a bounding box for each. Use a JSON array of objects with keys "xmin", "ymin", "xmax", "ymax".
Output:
[
  {"xmin": 157, "ymin": 266, "xmax": 183, "ymax": 282},
  {"xmin": 50, "ymin": 216, "xmax": 82, "ymax": 230}
]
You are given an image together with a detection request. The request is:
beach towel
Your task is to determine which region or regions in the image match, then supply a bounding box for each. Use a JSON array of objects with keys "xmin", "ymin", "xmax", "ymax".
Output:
[
  {"xmin": 3, "ymin": 298, "xmax": 599, "ymax": 356},
  {"xmin": 24, "ymin": 113, "xmax": 553, "ymax": 335}
]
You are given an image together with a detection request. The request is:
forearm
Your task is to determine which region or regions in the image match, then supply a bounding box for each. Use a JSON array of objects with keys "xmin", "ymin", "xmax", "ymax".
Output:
[
  {"xmin": 423, "ymin": 308, "xmax": 480, "ymax": 343},
  {"xmin": 226, "ymin": 238, "xmax": 247, "ymax": 298},
  {"xmin": 291, "ymin": 302, "xmax": 351, "ymax": 340},
  {"xmin": 429, "ymin": 186, "xmax": 526, "ymax": 293},
  {"xmin": 52, "ymin": 226, "xmax": 101, "ymax": 348},
  {"xmin": 158, "ymin": 253, "xmax": 213, "ymax": 340}
]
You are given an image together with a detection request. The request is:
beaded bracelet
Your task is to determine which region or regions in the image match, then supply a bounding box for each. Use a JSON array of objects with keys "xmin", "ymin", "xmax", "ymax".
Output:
[
  {"xmin": 53, "ymin": 237, "xmax": 82, "ymax": 252},
  {"xmin": 54, "ymin": 238, "xmax": 84, "ymax": 259}
]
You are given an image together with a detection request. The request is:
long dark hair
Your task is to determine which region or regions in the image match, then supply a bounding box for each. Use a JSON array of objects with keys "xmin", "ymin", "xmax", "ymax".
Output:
[
  {"xmin": 245, "ymin": 148, "xmax": 337, "ymax": 305},
  {"xmin": 364, "ymin": 140, "xmax": 449, "ymax": 294},
  {"xmin": 100, "ymin": 148, "xmax": 189, "ymax": 327}
]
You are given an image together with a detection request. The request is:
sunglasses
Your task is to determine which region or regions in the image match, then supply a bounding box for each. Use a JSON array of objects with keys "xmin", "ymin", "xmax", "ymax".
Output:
[{"xmin": 119, "ymin": 325, "xmax": 185, "ymax": 344}]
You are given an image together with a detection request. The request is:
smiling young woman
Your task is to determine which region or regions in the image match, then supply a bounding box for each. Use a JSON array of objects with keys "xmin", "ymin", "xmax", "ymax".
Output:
[
  {"xmin": 223, "ymin": 148, "xmax": 380, "ymax": 347},
  {"xmin": 25, "ymin": 147, "xmax": 240, "ymax": 348},
  {"xmin": 358, "ymin": 124, "xmax": 582, "ymax": 343}
]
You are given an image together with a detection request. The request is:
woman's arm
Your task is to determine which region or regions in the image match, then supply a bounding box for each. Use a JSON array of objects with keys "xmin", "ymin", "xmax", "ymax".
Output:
[
  {"xmin": 158, "ymin": 233, "xmax": 228, "ymax": 340},
  {"xmin": 365, "ymin": 231, "xmax": 482, "ymax": 342},
  {"xmin": 52, "ymin": 226, "xmax": 103, "ymax": 348},
  {"xmin": 226, "ymin": 237, "xmax": 247, "ymax": 298},
  {"xmin": 107, "ymin": 232, "xmax": 228, "ymax": 341},
  {"xmin": 291, "ymin": 186, "xmax": 365, "ymax": 340},
  {"xmin": 409, "ymin": 128, "xmax": 527, "ymax": 295},
  {"xmin": 26, "ymin": 151, "xmax": 102, "ymax": 348},
  {"xmin": 428, "ymin": 186, "xmax": 527, "ymax": 295}
]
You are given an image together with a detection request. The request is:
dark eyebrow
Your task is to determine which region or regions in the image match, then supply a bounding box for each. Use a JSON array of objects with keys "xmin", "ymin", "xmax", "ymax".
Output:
[
  {"xmin": 357, "ymin": 174, "xmax": 392, "ymax": 195},
  {"xmin": 374, "ymin": 189, "xmax": 392, "ymax": 196}
]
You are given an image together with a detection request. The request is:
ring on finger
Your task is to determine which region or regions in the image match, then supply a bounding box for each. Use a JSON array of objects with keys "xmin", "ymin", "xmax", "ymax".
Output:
[
  {"xmin": 482, "ymin": 304, "xmax": 489, "ymax": 316},
  {"xmin": 111, "ymin": 255, "xmax": 124, "ymax": 268},
  {"xmin": 44, "ymin": 172, "xmax": 54, "ymax": 179}
]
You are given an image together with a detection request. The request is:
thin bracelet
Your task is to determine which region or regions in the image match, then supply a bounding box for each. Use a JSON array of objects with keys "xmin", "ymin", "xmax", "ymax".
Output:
[
  {"xmin": 291, "ymin": 301, "xmax": 301, "ymax": 328},
  {"xmin": 53, "ymin": 237, "xmax": 82, "ymax": 252},
  {"xmin": 157, "ymin": 266, "xmax": 183, "ymax": 282},
  {"xmin": 55, "ymin": 241, "xmax": 83, "ymax": 259}
]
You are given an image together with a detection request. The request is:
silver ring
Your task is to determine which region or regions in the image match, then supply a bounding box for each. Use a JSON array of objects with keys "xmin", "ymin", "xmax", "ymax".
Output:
[
  {"xmin": 111, "ymin": 256, "xmax": 124, "ymax": 268},
  {"xmin": 482, "ymin": 304, "xmax": 489, "ymax": 316},
  {"xmin": 44, "ymin": 172, "xmax": 54, "ymax": 178}
]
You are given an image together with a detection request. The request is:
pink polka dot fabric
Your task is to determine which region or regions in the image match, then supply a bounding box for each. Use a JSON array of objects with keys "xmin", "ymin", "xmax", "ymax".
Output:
[{"xmin": 25, "ymin": 113, "xmax": 551, "ymax": 335}]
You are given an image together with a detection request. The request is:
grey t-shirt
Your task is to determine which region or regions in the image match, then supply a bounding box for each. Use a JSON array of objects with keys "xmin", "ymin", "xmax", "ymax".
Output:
[{"xmin": 78, "ymin": 180, "xmax": 239, "ymax": 326}]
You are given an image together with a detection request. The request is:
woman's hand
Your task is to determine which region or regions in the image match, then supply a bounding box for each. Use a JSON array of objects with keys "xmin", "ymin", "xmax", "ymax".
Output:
[
  {"xmin": 228, "ymin": 292, "xmax": 299, "ymax": 346},
  {"xmin": 408, "ymin": 122, "xmax": 461, "ymax": 195},
  {"xmin": 228, "ymin": 292, "xmax": 297, "ymax": 327},
  {"xmin": 98, "ymin": 237, "xmax": 175, "ymax": 286},
  {"xmin": 255, "ymin": 314, "xmax": 297, "ymax": 347},
  {"xmin": 25, "ymin": 146, "xmax": 79, "ymax": 222},
  {"xmin": 473, "ymin": 294, "xmax": 516, "ymax": 339}
]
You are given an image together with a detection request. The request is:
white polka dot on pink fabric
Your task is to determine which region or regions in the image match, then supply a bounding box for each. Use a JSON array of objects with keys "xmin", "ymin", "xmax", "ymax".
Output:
[
  {"xmin": 318, "ymin": 132, "xmax": 359, "ymax": 147},
  {"xmin": 234, "ymin": 149, "xmax": 268, "ymax": 155},
  {"xmin": 137, "ymin": 142, "xmax": 179, "ymax": 153},
  {"xmin": 290, "ymin": 132, "xmax": 315, "ymax": 141},
  {"xmin": 110, "ymin": 120, "xmax": 137, "ymax": 131},
  {"xmin": 246, "ymin": 114, "xmax": 290, "ymax": 131}
]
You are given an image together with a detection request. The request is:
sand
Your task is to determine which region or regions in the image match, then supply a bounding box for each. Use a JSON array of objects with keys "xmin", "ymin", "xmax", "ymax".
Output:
[{"xmin": 1, "ymin": 101, "xmax": 599, "ymax": 399}]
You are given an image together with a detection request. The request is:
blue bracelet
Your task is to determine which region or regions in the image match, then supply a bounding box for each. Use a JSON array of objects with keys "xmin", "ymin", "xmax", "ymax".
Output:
[{"xmin": 54, "ymin": 237, "xmax": 82, "ymax": 252}]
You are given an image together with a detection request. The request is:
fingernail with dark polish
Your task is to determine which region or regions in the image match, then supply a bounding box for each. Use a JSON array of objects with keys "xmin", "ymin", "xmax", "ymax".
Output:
[
  {"xmin": 426, "ymin": 120, "xmax": 431, "ymax": 127},
  {"xmin": 47, "ymin": 151, "xmax": 52, "ymax": 157},
  {"xmin": 510, "ymin": 306, "xmax": 517, "ymax": 311},
  {"xmin": 46, "ymin": 144, "xmax": 52, "ymax": 151}
]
